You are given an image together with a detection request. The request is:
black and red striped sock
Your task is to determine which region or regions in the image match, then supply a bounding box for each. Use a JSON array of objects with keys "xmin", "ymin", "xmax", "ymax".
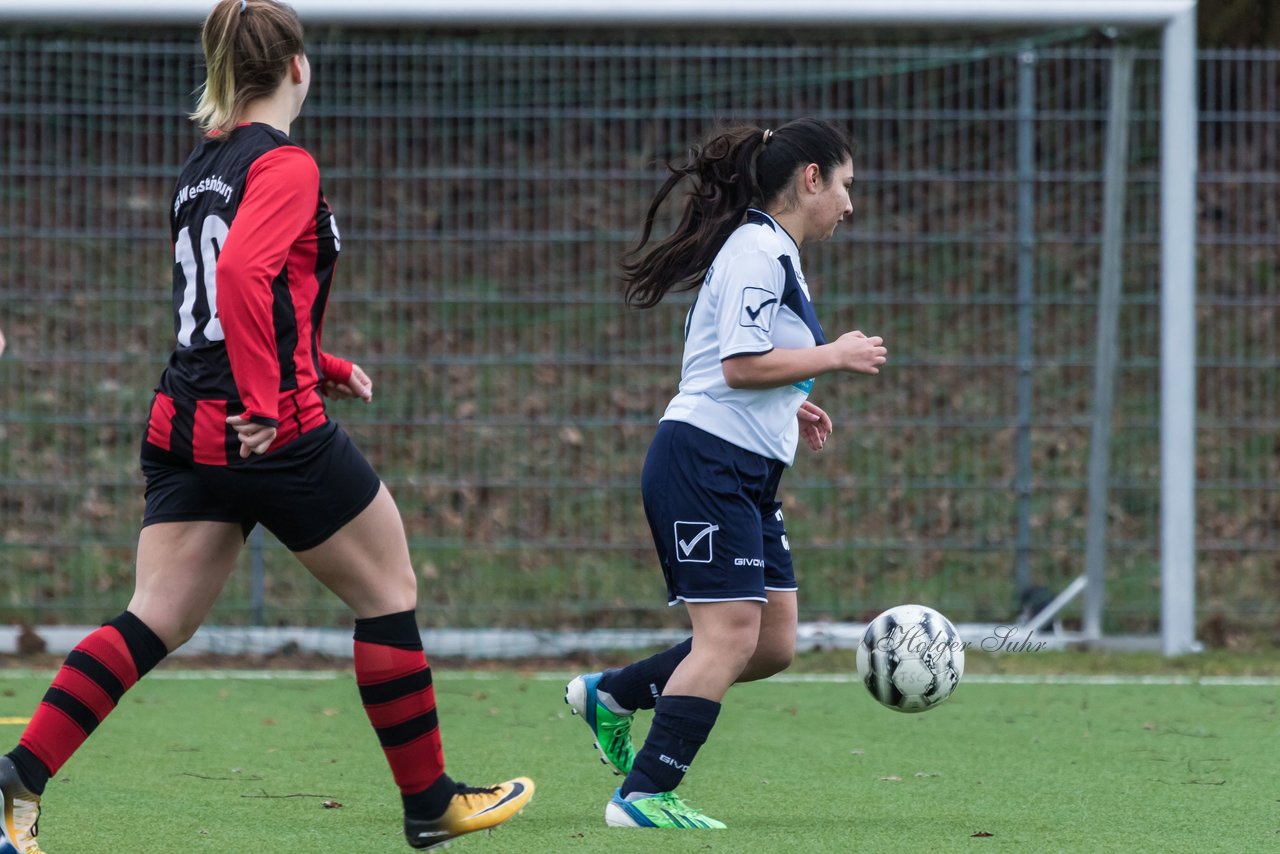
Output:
[
  {"xmin": 353, "ymin": 610, "xmax": 455, "ymax": 818},
  {"xmin": 8, "ymin": 611, "xmax": 167, "ymax": 793}
]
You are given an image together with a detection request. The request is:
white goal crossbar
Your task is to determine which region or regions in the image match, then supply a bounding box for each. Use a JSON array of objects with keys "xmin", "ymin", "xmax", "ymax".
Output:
[
  {"xmin": 0, "ymin": 0, "xmax": 1199, "ymax": 655},
  {"xmin": 0, "ymin": 1, "xmax": 1196, "ymax": 28}
]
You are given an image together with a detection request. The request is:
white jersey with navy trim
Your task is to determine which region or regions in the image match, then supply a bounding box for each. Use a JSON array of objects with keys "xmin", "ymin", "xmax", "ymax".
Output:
[{"xmin": 660, "ymin": 209, "xmax": 827, "ymax": 465}]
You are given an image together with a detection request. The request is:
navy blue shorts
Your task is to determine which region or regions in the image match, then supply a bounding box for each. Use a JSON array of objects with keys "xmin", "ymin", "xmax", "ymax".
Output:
[
  {"xmin": 140, "ymin": 420, "xmax": 381, "ymax": 552},
  {"xmin": 640, "ymin": 420, "xmax": 797, "ymax": 605}
]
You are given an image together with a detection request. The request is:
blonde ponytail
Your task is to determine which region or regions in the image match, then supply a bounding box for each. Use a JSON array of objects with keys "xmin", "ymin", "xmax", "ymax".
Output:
[{"xmin": 189, "ymin": 0, "xmax": 304, "ymax": 135}]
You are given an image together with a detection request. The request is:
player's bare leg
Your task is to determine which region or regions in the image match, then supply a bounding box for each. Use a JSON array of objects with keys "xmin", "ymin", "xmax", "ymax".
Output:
[
  {"xmin": 0, "ymin": 522, "xmax": 243, "ymax": 854},
  {"xmin": 736, "ymin": 590, "xmax": 797, "ymax": 682},
  {"xmin": 604, "ymin": 600, "xmax": 761, "ymax": 829},
  {"xmin": 294, "ymin": 482, "xmax": 416, "ymax": 617},
  {"xmin": 296, "ymin": 482, "xmax": 534, "ymax": 849},
  {"xmin": 129, "ymin": 521, "xmax": 245, "ymax": 648}
]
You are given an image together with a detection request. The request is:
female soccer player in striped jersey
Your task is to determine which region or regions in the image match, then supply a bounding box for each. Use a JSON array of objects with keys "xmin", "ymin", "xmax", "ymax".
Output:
[
  {"xmin": 566, "ymin": 118, "xmax": 887, "ymax": 829},
  {"xmin": 0, "ymin": 2, "xmax": 531, "ymax": 851}
]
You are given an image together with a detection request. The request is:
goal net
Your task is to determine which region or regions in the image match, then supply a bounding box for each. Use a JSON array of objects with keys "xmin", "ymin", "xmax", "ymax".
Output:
[{"xmin": 0, "ymin": 2, "xmax": 1212, "ymax": 658}]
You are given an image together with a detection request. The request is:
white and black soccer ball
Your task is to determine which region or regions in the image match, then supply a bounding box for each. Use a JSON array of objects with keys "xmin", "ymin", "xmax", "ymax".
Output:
[{"xmin": 856, "ymin": 604, "xmax": 965, "ymax": 713}]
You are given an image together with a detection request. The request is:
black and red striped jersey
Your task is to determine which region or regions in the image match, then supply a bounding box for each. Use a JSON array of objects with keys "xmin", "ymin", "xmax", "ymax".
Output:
[{"xmin": 145, "ymin": 122, "xmax": 352, "ymax": 466}]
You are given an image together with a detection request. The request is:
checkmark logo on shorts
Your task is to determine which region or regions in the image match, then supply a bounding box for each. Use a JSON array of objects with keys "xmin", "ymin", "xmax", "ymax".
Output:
[
  {"xmin": 674, "ymin": 521, "xmax": 719, "ymax": 563},
  {"xmin": 739, "ymin": 287, "xmax": 778, "ymax": 331}
]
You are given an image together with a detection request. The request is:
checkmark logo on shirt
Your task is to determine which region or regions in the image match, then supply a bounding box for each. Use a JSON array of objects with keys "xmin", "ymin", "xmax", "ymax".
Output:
[
  {"xmin": 745, "ymin": 298, "xmax": 777, "ymax": 321},
  {"xmin": 739, "ymin": 286, "xmax": 778, "ymax": 331},
  {"xmin": 674, "ymin": 521, "xmax": 719, "ymax": 563}
]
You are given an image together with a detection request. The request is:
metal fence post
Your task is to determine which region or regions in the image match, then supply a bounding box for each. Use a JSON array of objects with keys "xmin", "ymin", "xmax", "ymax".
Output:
[
  {"xmin": 249, "ymin": 524, "xmax": 266, "ymax": 627},
  {"xmin": 1083, "ymin": 44, "xmax": 1135, "ymax": 641},
  {"xmin": 1013, "ymin": 43, "xmax": 1037, "ymax": 606}
]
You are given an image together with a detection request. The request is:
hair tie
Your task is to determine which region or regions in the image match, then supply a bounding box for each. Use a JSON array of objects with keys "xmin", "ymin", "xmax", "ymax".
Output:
[
  {"xmin": 239, "ymin": 0, "xmax": 248, "ymax": 13},
  {"xmin": 761, "ymin": 128, "xmax": 773, "ymax": 146}
]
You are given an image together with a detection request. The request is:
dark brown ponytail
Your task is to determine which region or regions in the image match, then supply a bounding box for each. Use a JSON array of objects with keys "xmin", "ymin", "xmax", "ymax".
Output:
[{"xmin": 621, "ymin": 118, "xmax": 852, "ymax": 309}]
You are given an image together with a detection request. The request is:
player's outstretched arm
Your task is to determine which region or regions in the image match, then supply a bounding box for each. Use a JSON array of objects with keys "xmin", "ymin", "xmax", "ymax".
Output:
[{"xmin": 721, "ymin": 330, "xmax": 887, "ymax": 390}]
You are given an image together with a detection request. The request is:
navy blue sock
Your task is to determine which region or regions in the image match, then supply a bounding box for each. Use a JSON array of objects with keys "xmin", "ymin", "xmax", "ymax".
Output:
[
  {"xmin": 598, "ymin": 638, "xmax": 692, "ymax": 711},
  {"xmin": 620, "ymin": 694, "xmax": 720, "ymax": 798}
]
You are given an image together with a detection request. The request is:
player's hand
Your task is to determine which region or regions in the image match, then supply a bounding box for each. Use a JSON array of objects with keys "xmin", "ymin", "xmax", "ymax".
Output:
[
  {"xmin": 830, "ymin": 330, "xmax": 887, "ymax": 375},
  {"xmin": 226, "ymin": 415, "xmax": 278, "ymax": 459},
  {"xmin": 797, "ymin": 400, "xmax": 832, "ymax": 451},
  {"xmin": 322, "ymin": 363, "xmax": 373, "ymax": 403}
]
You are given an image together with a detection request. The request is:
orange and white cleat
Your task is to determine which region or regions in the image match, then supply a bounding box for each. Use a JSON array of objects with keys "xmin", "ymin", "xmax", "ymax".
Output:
[
  {"xmin": 0, "ymin": 757, "xmax": 43, "ymax": 854},
  {"xmin": 404, "ymin": 777, "xmax": 534, "ymax": 850}
]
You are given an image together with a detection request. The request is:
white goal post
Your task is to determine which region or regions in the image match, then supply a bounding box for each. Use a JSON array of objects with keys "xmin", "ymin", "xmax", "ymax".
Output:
[{"xmin": 0, "ymin": 0, "xmax": 1199, "ymax": 656}]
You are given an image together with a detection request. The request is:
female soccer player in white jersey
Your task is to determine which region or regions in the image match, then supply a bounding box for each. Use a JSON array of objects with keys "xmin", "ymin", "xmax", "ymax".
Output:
[
  {"xmin": 0, "ymin": 2, "xmax": 531, "ymax": 851},
  {"xmin": 567, "ymin": 118, "xmax": 887, "ymax": 828}
]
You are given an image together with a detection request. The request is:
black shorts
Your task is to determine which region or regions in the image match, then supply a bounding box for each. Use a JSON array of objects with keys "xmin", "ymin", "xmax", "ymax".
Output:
[
  {"xmin": 141, "ymin": 420, "xmax": 381, "ymax": 552},
  {"xmin": 640, "ymin": 420, "xmax": 797, "ymax": 605}
]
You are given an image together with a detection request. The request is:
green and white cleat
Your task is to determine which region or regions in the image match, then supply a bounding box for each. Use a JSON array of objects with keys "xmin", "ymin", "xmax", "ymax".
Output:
[
  {"xmin": 605, "ymin": 788, "xmax": 726, "ymax": 829},
  {"xmin": 564, "ymin": 673, "xmax": 636, "ymax": 775}
]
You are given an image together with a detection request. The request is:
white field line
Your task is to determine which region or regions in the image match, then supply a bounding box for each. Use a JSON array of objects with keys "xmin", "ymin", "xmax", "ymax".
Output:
[
  {"xmin": 0, "ymin": 670, "xmax": 1278, "ymax": 686},
  {"xmin": 485, "ymin": 672, "xmax": 1280, "ymax": 686}
]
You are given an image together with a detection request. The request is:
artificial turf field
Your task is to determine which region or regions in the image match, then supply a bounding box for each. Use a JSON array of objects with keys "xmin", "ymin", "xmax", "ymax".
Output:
[{"xmin": 1, "ymin": 659, "xmax": 1275, "ymax": 853}]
